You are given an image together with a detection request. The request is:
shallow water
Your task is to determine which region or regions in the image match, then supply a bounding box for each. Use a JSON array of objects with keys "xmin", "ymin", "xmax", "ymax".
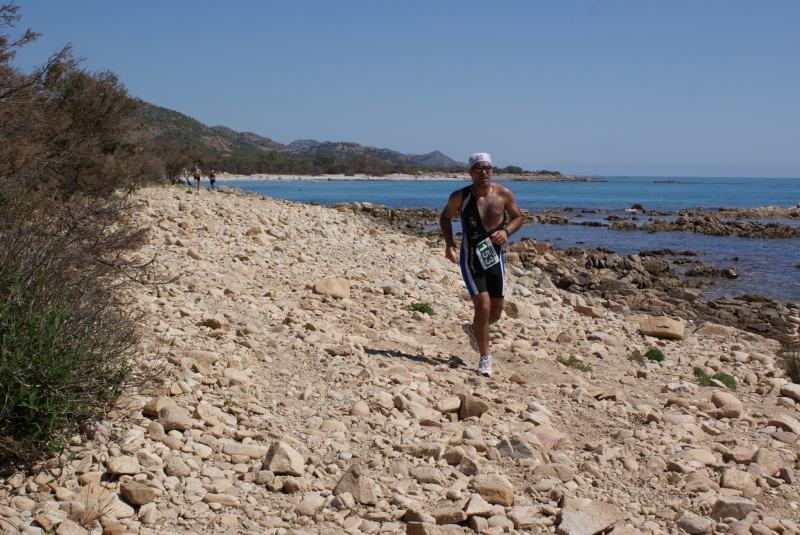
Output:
[{"xmin": 216, "ymin": 176, "xmax": 800, "ymax": 302}]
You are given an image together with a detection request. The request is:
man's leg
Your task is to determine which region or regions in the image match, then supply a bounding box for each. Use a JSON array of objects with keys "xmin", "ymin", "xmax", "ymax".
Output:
[
  {"xmin": 471, "ymin": 292, "xmax": 492, "ymax": 357},
  {"xmin": 489, "ymin": 297, "xmax": 504, "ymax": 325}
]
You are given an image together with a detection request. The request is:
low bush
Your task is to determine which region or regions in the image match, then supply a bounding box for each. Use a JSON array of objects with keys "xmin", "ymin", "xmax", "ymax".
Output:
[
  {"xmin": 644, "ymin": 347, "xmax": 665, "ymax": 362},
  {"xmin": 693, "ymin": 367, "xmax": 737, "ymax": 390},
  {"xmin": 403, "ymin": 302, "xmax": 435, "ymax": 316},
  {"xmin": 0, "ymin": 191, "xmax": 158, "ymax": 463},
  {"xmin": 556, "ymin": 354, "xmax": 593, "ymax": 373},
  {"xmin": 629, "ymin": 351, "xmax": 644, "ymax": 364}
]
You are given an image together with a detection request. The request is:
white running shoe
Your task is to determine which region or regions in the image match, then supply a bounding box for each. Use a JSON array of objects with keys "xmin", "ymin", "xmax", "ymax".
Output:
[
  {"xmin": 462, "ymin": 321, "xmax": 479, "ymax": 353},
  {"xmin": 477, "ymin": 355, "xmax": 493, "ymax": 378}
]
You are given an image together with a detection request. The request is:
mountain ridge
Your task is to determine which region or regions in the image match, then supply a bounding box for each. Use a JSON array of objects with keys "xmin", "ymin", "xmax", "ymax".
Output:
[{"xmin": 135, "ymin": 100, "xmax": 463, "ymax": 169}]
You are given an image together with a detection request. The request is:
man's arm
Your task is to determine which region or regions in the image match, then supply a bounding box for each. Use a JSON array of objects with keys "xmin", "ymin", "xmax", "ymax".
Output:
[
  {"xmin": 439, "ymin": 190, "xmax": 462, "ymax": 264},
  {"xmin": 490, "ymin": 188, "xmax": 523, "ymax": 246}
]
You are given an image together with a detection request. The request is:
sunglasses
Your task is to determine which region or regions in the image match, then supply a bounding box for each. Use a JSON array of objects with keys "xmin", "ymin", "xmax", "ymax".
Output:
[{"xmin": 472, "ymin": 165, "xmax": 493, "ymax": 172}]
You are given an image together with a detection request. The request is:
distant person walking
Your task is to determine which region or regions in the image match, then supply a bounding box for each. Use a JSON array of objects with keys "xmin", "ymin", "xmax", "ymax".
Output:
[
  {"xmin": 192, "ymin": 166, "xmax": 202, "ymax": 191},
  {"xmin": 439, "ymin": 152, "xmax": 523, "ymax": 378},
  {"xmin": 209, "ymin": 169, "xmax": 217, "ymax": 191}
]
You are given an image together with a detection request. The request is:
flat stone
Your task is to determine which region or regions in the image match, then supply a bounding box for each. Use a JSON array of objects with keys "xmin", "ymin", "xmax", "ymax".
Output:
[
  {"xmin": 314, "ymin": 277, "xmax": 350, "ymax": 299},
  {"xmin": 638, "ymin": 316, "xmax": 685, "ymax": 340},
  {"xmin": 397, "ymin": 442, "xmax": 445, "ymax": 459},
  {"xmin": 710, "ymin": 496, "xmax": 755, "ymax": 520},
  {"xmin": 724, "ymin": 444, "xmax": 759, "ymax": 464},
  {"xmin": 508, "ymin": 506, "xmax": 541, "ymax": 530},
  {"xmin": 410, "ymin": 466, "xmax": 444, "ymax": 485},
  {"xmin": 435, "ymin": 397, "xmax": 461, "ymax": 414},
  {"xmin": 158, "ymin": 405, "xmax": 192, "ymax": 431},
  {"xmin": 677, "ymin": 512, "xmax": 713, "ymax": 534},
  {"xmin": 720, "ymin": 468, "xmax": 758, "ymax": 498},
  {"xmin": 527, "ymin": 426, "xmax": 566, "ymax": 450},
  {"xmin": 751, "ymin": 448, "xmax": 784, "ymax": 477},
  {"xmin": 432, "ymin": 507, "xmax": 467, "ymax": 525},
  {"xmin": 471, "ymin": 474, "xmax": 514, "ymax": 506},
  {"xmin": 497, "ymin": 433, "xmax": 545, "ymax": 461},
  {"xmin": 780, "ymin": 383, "xmax": 800, "ymax": 402},
  {"xmin": 463, "ymin": 493, "xmax": 494, "ymax": 517},
  {"xmin": 533, "ymin": 463, "xmax": 576, "ymax": 481},
  {"xmin": 119, "ymin": 481, "xmax": 156, "ymax": 505},
  {"xmin": 142, "ymin": 396, "xmax": 176, "ymax": 417},
  {"xmin": 295, "ymin": 494, "xmax": 325, "ymax": 516},
  {"xmin": 56, "ymin": 519, "xmax": 89, "ymax": 535},
  {"xmin": 770, "ymin": 414, "xmax": 800, "ymax": 434},
  {"xmin": 556, "ymin": 500, "xmax": 624, "ymax": 535},
  {"xmin": 222, "ymin": 442, "xmax": 267, "ymax": 459},
  {"xmin": 106, "ymin": 456, "xmax": 140, "ymax": 475}
]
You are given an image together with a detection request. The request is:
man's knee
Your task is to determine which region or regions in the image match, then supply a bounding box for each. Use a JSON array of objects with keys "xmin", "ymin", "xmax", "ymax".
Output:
[
  {"xmin": 472, "ymin": 294, "xmax": 491, "ymax": 319},
  {"xmin": 489, "ymin": 298, "xmax": 504, "ymax": 322}
]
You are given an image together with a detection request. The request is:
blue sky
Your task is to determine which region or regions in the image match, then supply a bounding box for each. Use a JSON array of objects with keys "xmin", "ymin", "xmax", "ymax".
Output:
[{"xmin": 11, "ymin": 1, "xmax": 800, "ymax": 177}]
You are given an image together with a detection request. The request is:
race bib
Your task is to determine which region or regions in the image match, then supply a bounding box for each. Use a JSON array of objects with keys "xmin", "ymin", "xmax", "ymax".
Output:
[{"xmin": 476, "ymin": 237, "xmax": 500, "ymax": 270}]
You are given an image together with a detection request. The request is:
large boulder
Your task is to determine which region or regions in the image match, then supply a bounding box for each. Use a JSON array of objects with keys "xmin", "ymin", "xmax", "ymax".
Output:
[
  {"xmin": 556, "ymin": 500, "xmax": 624, "ymax": 535},
  {"xmin": 332, "ymin": 464, "xmax": 377, "ymax": 505},
  {"xmin": 639, "ymin": 316, "xmax": 685, "ymax": 340},
  {"xmin": 158, "ymin": 405, "xmax": 192, "ymax": 431},
  {"xmin": 314, "ymin": 277, "xmax": 350, "ymax": 299},
  {"xmin": 263, "ymin": 441, "xmax": 304, "ymax": 476},
  {"xmin": 471, "ymin": 474, "xmax": 514, "ymax": 506}
]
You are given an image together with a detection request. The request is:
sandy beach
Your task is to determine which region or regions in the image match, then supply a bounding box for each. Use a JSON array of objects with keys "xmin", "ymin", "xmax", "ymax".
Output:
[{"xmin": 3, "ymin": 184, "xmax": 800, "ymax": 535}]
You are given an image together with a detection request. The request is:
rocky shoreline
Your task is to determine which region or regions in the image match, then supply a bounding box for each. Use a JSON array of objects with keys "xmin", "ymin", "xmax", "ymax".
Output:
[
  {"xmin": 3, "ymin": 185, "xmax": 800, "ymax": 535},
  {"xmin": 349, "ymin": 202, "xmax": 799, "ymax": 344}
]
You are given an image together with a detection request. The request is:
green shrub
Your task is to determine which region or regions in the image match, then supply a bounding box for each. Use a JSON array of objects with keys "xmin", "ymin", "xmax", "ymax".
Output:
[
  {"xmin": 644, "ymin": 347, "xmax": 665, "ymax": 362},
  {"xmin": 489, "ymin": 328, "xmax": 506, "ymax": 337},
  {"xmin": 713, "ymin": 372, "xmax": 737, "ymax": 391},
  {"xmin": 556, "ymin": 354, "xmax": 593, "ymax": 373},
  {"xmin": 693, "ymin": 367, "xmax": 737, "ymax": 390},
  {"xmin": 694, "ymin": 367, "xmax": 712, "ymax": 387},
  {"xmin": 0, "ymin": 267, "xmax": 134, "ymax": 461},
  {"xmin": 629, "ymin": 351, "xmax": 644, "ymax": 364},
  {"xmin": 403, "ymin": 302, "xmax": 435, "ymax": 316},
  {"xmin": 779, "ymin": 342, "xmax": 800, "ymax": 384}
]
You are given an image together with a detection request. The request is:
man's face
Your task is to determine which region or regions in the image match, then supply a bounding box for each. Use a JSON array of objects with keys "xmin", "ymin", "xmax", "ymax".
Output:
[{"xmin": 469, "ymin": 161, "xmax": 493, "ymax": 186}]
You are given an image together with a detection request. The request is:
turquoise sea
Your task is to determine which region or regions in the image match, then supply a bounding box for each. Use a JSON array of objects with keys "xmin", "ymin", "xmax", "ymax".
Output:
[{"xmin": 216, "ymin": 176, "xmax": 800, "ymax": 302}]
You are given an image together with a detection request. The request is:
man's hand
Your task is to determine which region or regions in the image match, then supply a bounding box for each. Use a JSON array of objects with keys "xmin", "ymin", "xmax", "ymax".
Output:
[
  {"xmin": 445, "ymin": 245, "xmax": 458, "ymax": 264},
  {"xmin": 490, "ymin": 229, "xmax": 509, "ymax": 246}
]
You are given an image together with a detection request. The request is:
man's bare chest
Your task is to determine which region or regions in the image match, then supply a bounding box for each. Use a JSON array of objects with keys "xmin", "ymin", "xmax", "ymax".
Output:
[{"xmin": 475, "ymin": 195, "xmax": 505, "ymax": 227}]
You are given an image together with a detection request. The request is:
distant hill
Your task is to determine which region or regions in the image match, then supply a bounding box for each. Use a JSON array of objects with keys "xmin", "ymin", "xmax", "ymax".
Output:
[
  {"xmin": 407, "ymin": 150, "xmax": 462, "ymax": 168},
  {"xmin": 287, "ymin": 139, "xmax": 321, "ymax": 150},
  {"xmin": 132, "ymin": 101, "xmax": 264, "ymax": 160},
  {"xmin": 134, "ymin": 100, "xmax": 464, "ymax": 169},
  {"xmin": 211, "ymin": 126, "xmax": 288, "ymax": 152}
]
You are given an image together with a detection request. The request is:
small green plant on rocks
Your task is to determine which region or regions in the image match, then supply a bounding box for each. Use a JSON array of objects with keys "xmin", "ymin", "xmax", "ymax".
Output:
[
  {"xmin": 403, "ymin": 302, "xmax": 435, "ymax": 316},
  {"xmin": 694, "ymin": 367, "xmax": 712, "ymax": 386},
  {"xmin": 629, "ymin": 351, "xmax": 644, "ymax": 365},
  {"xmin": 713, "ymin": 372, "xmax": 738, "ymax": 391},
  {"xmin": 644, "ymin": 347, "xmax": 665, "ymax": 362},
  {"xmin": 223, "ymin": 395, "xmax": 235, "ymax": 408},
  {"xmin": 489, "ymin": 327, "xmax": 506, "ymax": 337},
  {"xmin": 556, "ymin": 354, "xmax": 593, "ymax": 373},
  {"xmin": 779, "ymin": 342, "xmax": 800, "ymax": 383},
  {"xmin": 694, "ymin": 367, "xmax": 737, "ymax": 390}
]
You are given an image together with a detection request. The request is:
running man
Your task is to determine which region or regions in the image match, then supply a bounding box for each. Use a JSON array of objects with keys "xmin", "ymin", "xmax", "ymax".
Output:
[
  {"xmin": 192, "ymin": 166, "xmax": 202, "ymax": 191},
  {"xmin": 439, "ymin": 153, "xmax": 523, "ymax": 377}
]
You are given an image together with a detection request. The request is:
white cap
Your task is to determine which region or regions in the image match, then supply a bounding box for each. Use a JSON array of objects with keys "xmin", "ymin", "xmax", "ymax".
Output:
[{"xmin": 469, "ymin": 152, "xmax": 492, "ymax": 168}]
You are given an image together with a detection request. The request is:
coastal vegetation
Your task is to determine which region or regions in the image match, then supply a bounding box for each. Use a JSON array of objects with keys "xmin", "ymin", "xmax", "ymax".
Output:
[{"xmin": 0, "ymin": 4, "xmax": 160, "ymax": 462}]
